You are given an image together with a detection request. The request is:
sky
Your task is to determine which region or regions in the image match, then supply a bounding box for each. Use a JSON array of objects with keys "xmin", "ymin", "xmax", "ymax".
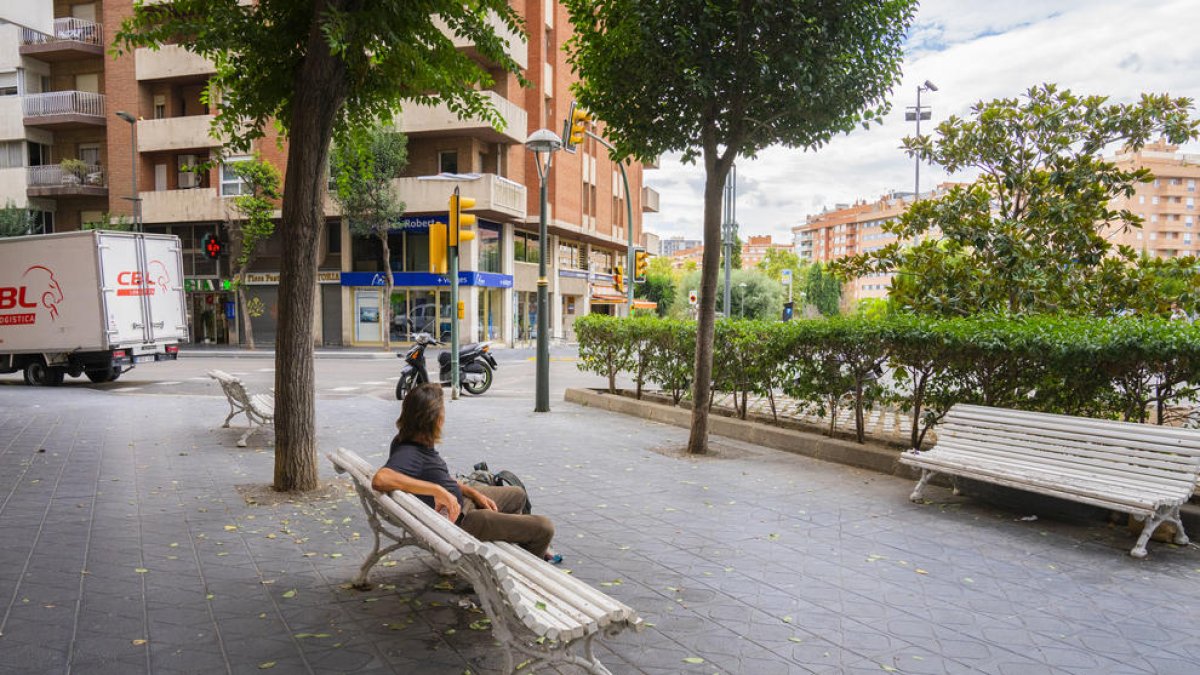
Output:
[{"xmin": 642, "ymin": 0, "xmax": 1200, "ymax": 245}]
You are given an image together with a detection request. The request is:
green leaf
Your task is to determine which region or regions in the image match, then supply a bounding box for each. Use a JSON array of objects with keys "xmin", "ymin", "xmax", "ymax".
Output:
[
  {"xmin": 682, "ymin": 657, "xmax": 704, "ymax": 664},
  {"xmin": 282, "ymin": 589, "xmax": 297, "ymax": 599}
]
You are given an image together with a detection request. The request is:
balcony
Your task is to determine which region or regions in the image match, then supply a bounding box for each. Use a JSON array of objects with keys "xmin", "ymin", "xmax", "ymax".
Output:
[
  {"xmin": 138, "ymin": 115, "xmax": 221, "ymax": 152},
  {"xmin": 26, "ymin": 164, "xmax": 107, "ymax": 198},
  {"xmin": 135, "ymin": 45, "xmax": 217, "ymax": 81},
  {"xmin": 140, "ymin": 187, "xmax": 228, "ymax": 223},
  {"xmin": 19, "ymin": 18, "xmax": 103, "ymax": 62},
  {"xmin": 22, "ymin": 91, "xmax": 105, "ymax": 129},
  {"xmin": 433, "ymin": 12, "xmax": 527, "ymax": 70},
  {"xmin": 397, "ymin": 91, "xmax": 526, "ymax": 144},
  {"xmin": 641, "ymin": 186, "xmax": 660, "ymax": 213},
  {"xmin": 643, "ymin": 156, "xmax": 660, "ymax": 169},
  {"xmin": 394, "ymin": 173, "xmax": 526, "ymax": 222}
]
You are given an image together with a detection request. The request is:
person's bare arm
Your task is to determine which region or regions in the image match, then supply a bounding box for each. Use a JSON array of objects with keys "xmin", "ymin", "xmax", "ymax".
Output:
[{"xmin": 372, "ymin": 467, "xmax": 460, "ymax": 522}]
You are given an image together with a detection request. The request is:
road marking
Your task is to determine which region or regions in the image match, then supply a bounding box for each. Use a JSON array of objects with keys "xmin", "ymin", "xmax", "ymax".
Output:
[
  {"xmin": 116, "ymin": 386, "xmax": 142, "ymax": 392},
  {"xmin": 525, "ymin": 357, "xmax": 577, "ymax": 362},
  {"xmin": 329, "ymin": 386, "xmax": 359, "ymax": 392},
  {"xmin": 188, "ymin": 377, "xmax": 209, "ymax": 381},
  {"xmin": 256, "ymin": 368, "xmax": 275, "ymax": 372},
  {"xmin": 155, "ymin": 381, "xmax": 182, "ymax": 386},
  {"xmin": 362, "ymin": 381, "xmax": 387, "ymax": 385}
]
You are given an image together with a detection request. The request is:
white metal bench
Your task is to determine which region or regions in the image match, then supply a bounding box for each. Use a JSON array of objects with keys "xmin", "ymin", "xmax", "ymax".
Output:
[
  {"xmin": 328, "ymin": 447, "xmax": 642, "ymax": 674},
  {"xmin": 902, "ymin": 404, "xmax": 1200, "ymax": 558},
  {"xmin": 207, "ymin": 369, "xmax": 274, "ymax": 447}
]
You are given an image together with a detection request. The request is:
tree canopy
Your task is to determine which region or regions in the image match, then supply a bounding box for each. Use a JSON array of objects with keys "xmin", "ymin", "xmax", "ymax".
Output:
[
  {"xmin": 835, "ymin": 85, "xmax": 1199, "ymax": 316},
  {"xmin": 563, "ymin": 0, "xmax": 916, "ymax": 454}
]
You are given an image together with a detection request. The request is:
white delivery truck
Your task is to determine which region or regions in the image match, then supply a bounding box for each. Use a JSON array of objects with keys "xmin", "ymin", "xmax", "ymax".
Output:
[{"xmin": 0, "ymin": 230, "xmax": 188, "ymax": 385}]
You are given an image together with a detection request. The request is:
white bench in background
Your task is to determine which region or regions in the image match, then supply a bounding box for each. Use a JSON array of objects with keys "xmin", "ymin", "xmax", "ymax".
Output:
[
  {"xmin": 902, "ymin": 404, "xmax": 1200, "ymax": 558},
  {"xmin": 207, "ymin": 369, "xmax": 274, "ymax": 447},
  {"xmin": 329, "ymin": 447, "xmax": 642, "ymax": 674}
]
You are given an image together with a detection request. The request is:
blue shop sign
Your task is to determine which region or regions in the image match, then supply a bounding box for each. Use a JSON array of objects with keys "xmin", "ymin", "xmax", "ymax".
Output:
[
  {"xmin": 389, "ymin": 215, "xmax": 501, "ymax": 233},
  {"xmin": 341, "ymin": 271, "xmax": 513, "ymax": 288}
]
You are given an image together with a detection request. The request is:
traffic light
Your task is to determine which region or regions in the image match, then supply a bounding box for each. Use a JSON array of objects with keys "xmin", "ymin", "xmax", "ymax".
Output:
[
  {"xmin": 613, "ymin": 265, "xmax": 625, "ymax": 294},
  {"xmin": 633, "ymin": 247, "xmax": 649, "ymax": 284},
  {"xmin": 428, "ymin": 220, "xmax": 447, "ymax": 274},
  {"xmin": 449, "ymin": 189, "xmax": 476, "ymax": 247},
  {"xmin": 201, "ymin": 232, "xmax": 224, "ymax": 259},
  {"xmin": 562, "ymin": 101, "xmax": 592, "ymax": 153}
]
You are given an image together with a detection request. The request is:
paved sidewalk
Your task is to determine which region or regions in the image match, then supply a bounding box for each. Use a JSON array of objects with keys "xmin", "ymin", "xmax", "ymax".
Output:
[{"xmin": 1, "ymin": 387, "xmax": 1199, "ymax": 674}]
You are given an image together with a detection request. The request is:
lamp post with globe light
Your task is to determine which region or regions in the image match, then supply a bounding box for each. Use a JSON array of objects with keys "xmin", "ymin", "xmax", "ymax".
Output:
[{"xmin": 525, "ymin": 128, "xmax": 562, "ymax": 413}]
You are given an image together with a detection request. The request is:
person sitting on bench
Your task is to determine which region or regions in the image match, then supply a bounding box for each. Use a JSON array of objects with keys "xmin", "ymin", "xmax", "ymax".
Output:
[{"xmin": 372, "ymin": 383, "xmax": 557, "ymax": 560}]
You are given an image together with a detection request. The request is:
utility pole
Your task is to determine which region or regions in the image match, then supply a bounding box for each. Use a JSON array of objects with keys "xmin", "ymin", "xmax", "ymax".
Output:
[{"xmin": 721, "ymin": 164, "xmax": 737, "ymax": 317}]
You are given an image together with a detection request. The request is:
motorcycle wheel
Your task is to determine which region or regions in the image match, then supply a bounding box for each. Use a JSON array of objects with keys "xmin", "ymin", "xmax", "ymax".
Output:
[
  {"xmin": 461, "ymin": 366, "xmax": 493, "ymax": 395},
  {"xmin": 395, "ymin": 373, "xmax": 414, "ymax": 401}
]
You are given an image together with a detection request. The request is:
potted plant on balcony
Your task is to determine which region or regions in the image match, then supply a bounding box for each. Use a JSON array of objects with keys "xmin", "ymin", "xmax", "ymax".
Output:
[{"xmin": 60, "ymin": 159, "xmax": 87, "ymax": 185}]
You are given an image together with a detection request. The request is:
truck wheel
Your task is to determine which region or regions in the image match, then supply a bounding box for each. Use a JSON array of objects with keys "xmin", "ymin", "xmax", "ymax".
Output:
[{"xmin": 23, "ymin": 360, "xmax": 52, "ymax": 386}]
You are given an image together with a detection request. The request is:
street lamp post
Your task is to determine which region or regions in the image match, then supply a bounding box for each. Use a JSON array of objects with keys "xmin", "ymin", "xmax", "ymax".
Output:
[
  {"xmin": 721, "ymin": 164, "xmax": 737, "ymax": 318},
  {"xmin": 525, "ymin": 128, "xmax": 562, "ymax": 413},
  {"xmin": 738, "ymin": 282, "xmax": 748, "ymax": 318},
  {"xmin": 114, "ymin": 111, "xmax": 140, "ymax": 232},
  {"xmin": 905, "ymin": 80, "xmax": 937, "ymax": 202}
]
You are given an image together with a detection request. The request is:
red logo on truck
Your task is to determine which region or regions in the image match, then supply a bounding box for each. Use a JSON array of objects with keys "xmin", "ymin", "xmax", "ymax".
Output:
[
  {"xmin": 0, "ymin": 265, "xmax": 64, "ymax": 325},
  {"xmin": 116, "ymin": 260, "xmax": 172, "ymax": 297}
]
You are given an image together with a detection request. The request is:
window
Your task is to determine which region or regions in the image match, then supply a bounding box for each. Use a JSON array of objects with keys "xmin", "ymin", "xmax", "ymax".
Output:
[
  {"xmin": 1189, "ymin": 179, "xmax": 1196, "ymax": 192},
  {"xmin": 438, "ymin": 151, "xmax": 458, "ymax": 174},
  {"xmin": 478, "ymin": 223, "xmax": 501, "ymax": 272},
  {"xmin": 0, "ymin": 71, "xmax": 17, "ymax": 96},
  {"xmin": 1152, "ymin": 196, "xmax": 1159, "ymax": 205},
  {"xmin": 220, "ymin": 156, "xmax": 251, "ymax": 196},
  {"xmin": 153, "ymin": 95, "xmax": 166, "ymax": 119},
  {"xmin": 589, "ymin": 249, "xmax": 613, "ymax": 274},
  {"xmin": 1139, "ymin": 195, "xmax": 1145, "ymax": 204},
  {"xmin": 0, "ymin": 141, "xmax": 23, "ymax": 168},
  {"xmin": 27, "ymin": 142, "xmax": 50, "ymax": 166},
  {"xmin": 1189, "ymin": 198, "xmax": 1195, "ymax": 210},
  {"xmin": 558, "ymin": 241, "xmax": 580, "ymax": 269},
  {"xmin": 514, "ymin": 230, "xmax": 539, "ymax": 264},
  {"xmin": 78, "ymin": 144, "xmax": 100, "ymax": 167}
]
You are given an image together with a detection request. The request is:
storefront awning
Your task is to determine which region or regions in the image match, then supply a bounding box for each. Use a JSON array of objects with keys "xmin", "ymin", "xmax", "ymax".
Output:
[{"xmin": 590, "ymin": 293, "xmax": 628, "ymax": 304}]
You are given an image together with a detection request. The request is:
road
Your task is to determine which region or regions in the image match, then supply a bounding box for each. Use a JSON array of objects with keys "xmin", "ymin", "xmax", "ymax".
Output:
[{"xmin": 0, "ymin": 345, "xmax": 615, "ymax": 402}]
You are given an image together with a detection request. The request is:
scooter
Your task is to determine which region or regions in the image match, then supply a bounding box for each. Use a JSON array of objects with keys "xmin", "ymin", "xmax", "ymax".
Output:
[{"xmin": 395, "ymin": 332, "xmax": 498, "ymax": 400}]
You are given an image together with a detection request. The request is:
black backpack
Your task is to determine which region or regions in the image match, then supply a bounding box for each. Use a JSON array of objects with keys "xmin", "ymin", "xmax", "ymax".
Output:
[{"xmin": 464, "ymin": 462, "xmax": 532, "ymax": 514}]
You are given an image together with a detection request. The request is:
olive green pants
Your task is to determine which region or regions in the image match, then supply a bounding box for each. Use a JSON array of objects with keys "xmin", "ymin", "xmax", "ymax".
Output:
[{"xmin": 459, "ymin": 485, "xmax": 554, "ymax": 557}]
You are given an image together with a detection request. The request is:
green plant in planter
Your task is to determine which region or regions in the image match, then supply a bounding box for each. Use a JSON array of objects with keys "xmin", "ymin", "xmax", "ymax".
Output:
[{"xmin": 60, "ymin": 159, "xmax": 88, "ymax": 183}]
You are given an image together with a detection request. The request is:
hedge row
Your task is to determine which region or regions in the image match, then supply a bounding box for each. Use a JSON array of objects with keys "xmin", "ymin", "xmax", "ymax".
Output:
[{"xmin": 574, "ymin": 314, "xmax": 1200, "ymax": 447}]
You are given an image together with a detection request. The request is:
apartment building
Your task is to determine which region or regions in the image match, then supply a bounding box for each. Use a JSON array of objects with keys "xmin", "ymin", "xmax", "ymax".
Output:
[
  {"xmin": 739, "ymin": 234, "xmax": 791, "ymax": 269},
  {"xmin": 1105, "ymin": 141, "xmax": 1200, "ymax": 258},
  {"xmin": 792, "ymin": 187, "xmax": 950, "ymax": 302},
  {"xmin": 0, "ymin": 0, "xmax": 658, "ymax": 347},
  {"xmin": 660, "ymin": 235, "xmax": 702, "ymax": 257}
]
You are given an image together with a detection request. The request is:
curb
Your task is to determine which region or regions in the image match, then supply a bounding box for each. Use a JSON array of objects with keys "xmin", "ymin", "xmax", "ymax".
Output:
[
  {"xmin": 564, "ymin": 387, "xmax": 916, "ymax": 479},
  {"xmin": 564, "ymin": 388, "xmax": 1200, "ymax": 534}
]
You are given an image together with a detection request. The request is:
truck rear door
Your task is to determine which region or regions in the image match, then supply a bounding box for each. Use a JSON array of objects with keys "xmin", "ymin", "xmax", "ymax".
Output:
[
  {"xmin": 141, "ymin": 235, "xmax": 188, "ymax": 343},
  {"xmin": 97, "ymin": 233, "xmax": 146, "ymax": 347}
]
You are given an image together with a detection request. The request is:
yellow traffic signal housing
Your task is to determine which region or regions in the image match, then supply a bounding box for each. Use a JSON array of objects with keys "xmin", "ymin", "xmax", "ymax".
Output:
[
  {"xmin": 428, "ymin": 221, "xmax": 447, "ymax": 274},
  {"xmin": 634, "ymin": 247, "xmax": 649, "ymax": 283},
  {"xmin": 613, "ymin": 265, "xmax": 625, "ymax": 294},
  {"xmin": 449, "ymin": 193, "xmax": 477, "ymax": 247},
  {"xmin": 563, "ymin": 101, "xmax": 592, "ymax": 153}
]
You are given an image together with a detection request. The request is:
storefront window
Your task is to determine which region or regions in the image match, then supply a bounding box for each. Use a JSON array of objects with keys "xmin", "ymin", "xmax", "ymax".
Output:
[
  {"xmin": 477, "ymin": 288, "xmax": 502, "ymax": 341},
  {"xmin": 404, "ymin": 231, "xmax": 430, "ymax": 272},
  {"xmin": 478, "ymin": 223, "xmax": 501, "ymax": 272},
  {"xmin": 514, "ymin": 230, "xmax": 540, "ymax": 264}
]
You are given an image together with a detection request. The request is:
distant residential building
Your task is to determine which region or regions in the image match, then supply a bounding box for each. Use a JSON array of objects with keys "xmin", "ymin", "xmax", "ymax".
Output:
[
  {"xmin": 668, "ymin": 244, "xmax": 705, "ymax": 270},
  {"xmin": 791, "ymin": 186, "xmax": 951, "ymax": 302},
  {"xmin": 740, "ymin": 234, "xmax": 791, "ymax": 269},
  {"xmin": 660, "ymin": 235, "xmax": 703, "ymax": 257},
  {"xmin": 1105, "ymin": 141, "xmax": 1200, "ymax": 258},
  {"xmin": 641, "ymin": 231, "xmax": 661, "ymax": 256}
]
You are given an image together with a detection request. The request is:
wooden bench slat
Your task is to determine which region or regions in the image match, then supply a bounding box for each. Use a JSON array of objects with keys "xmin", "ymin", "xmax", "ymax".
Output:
[
  {"xmin": 936, "ymin": 432, "xmax": 1200, "ymax": 492},
  {"xmin": 949, "ymin": 405, "xmax": 1200, "ymax": 451},
  {"xmin": 493, "ymin": 542, "xmax": 640, "ymax": 625},
  {"xmin": 490, "ymin": 543, "xmax": 617, "ymax": 626},
  {"xmin": 942, "ymin": 418, "xmax": 1200, "ymax": 468}
]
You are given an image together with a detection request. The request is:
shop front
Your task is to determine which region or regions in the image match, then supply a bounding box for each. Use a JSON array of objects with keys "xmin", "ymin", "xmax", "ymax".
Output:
[
  {"xmin": 342, "ymin": 271, "xmax": 514, "ymax": 346},
  {"xmin": 184, "ymin": 277, "xmax": 233, "ymax": 344}
]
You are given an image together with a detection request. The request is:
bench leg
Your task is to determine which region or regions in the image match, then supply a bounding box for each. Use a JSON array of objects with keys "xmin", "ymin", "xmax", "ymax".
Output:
[
  {"xmin": 1131, "ymin": 506, "xmax": 1173, "ymax": 558},
  {"xmin": 910, "ymin": 469, "xmax": 936, "ymax": 502},
  {"xmin": 1166, "ymin": 506, "xmax": 1190, "ymax": 546},
  {"xmin": 222, "ymin": 402, "xmax": 242, "ymax": 428},
  {"xmin": 237, "ymin": 422, "xmax": 257, "ymax": 448}
]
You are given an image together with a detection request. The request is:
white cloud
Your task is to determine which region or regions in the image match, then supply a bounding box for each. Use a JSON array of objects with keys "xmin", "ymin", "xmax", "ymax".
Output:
[{"xmin": 643, "ymin": 0, "xmax": 1200, "ymax": 244}]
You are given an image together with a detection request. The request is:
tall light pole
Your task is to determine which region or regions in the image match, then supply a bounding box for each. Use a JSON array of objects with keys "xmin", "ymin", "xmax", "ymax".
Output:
[
  {"xmin": 525, "ymin": 128, "xmax": 562, "ymax": 413},
  {"xmin": 580, "ymin": 130, "xmax": 635, "ymax": 313},
  {"xmin": 738, "ymin": 282, "xmax": 748, "ymax": 318},
  {"xmin": 905, "ymin": 80, "xmax": 937, "ymax": 202},
  {"xmin": 721, "ymin": 163, "xmax": 737, "ymax": 317},
  {"xmin": 115, "ymin": 111, "xmax": 140, "ymax": 232}
]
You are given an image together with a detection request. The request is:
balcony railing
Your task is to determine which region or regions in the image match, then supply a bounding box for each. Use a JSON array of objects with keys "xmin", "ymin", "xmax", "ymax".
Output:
[
  {"xmin": 23, "ymin": 91, "xmax": 105, "ymax": 118},
  {"xmin": 28, "ymin": 163, "xmax": 105, "ymax": 187},
  {"xmin": 21, "ymin": 18, "xmax": 103, "ymax": 47}
]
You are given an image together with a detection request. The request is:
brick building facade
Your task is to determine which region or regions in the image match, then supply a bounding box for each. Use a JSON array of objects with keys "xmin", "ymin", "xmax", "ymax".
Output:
[{"xmin": 0, "ymin": 0, "xmax": 659, "ymax": 346}]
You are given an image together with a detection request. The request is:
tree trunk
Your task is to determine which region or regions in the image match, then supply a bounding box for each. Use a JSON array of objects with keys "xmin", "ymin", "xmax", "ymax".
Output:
[
  {"xmin": 273, "ymin": 0, "xmax": 348, "ymax": 492},
  {"xmin": 379, "ymin": 230, "xmax": 393, "ymax": 352},
  {"xmin": 686, "ymin": 146, "xmax": 733, "ymax": 455},
  {"xmin": 237, "ymin": 272, "xmax": 256, "ymax": 350}
]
